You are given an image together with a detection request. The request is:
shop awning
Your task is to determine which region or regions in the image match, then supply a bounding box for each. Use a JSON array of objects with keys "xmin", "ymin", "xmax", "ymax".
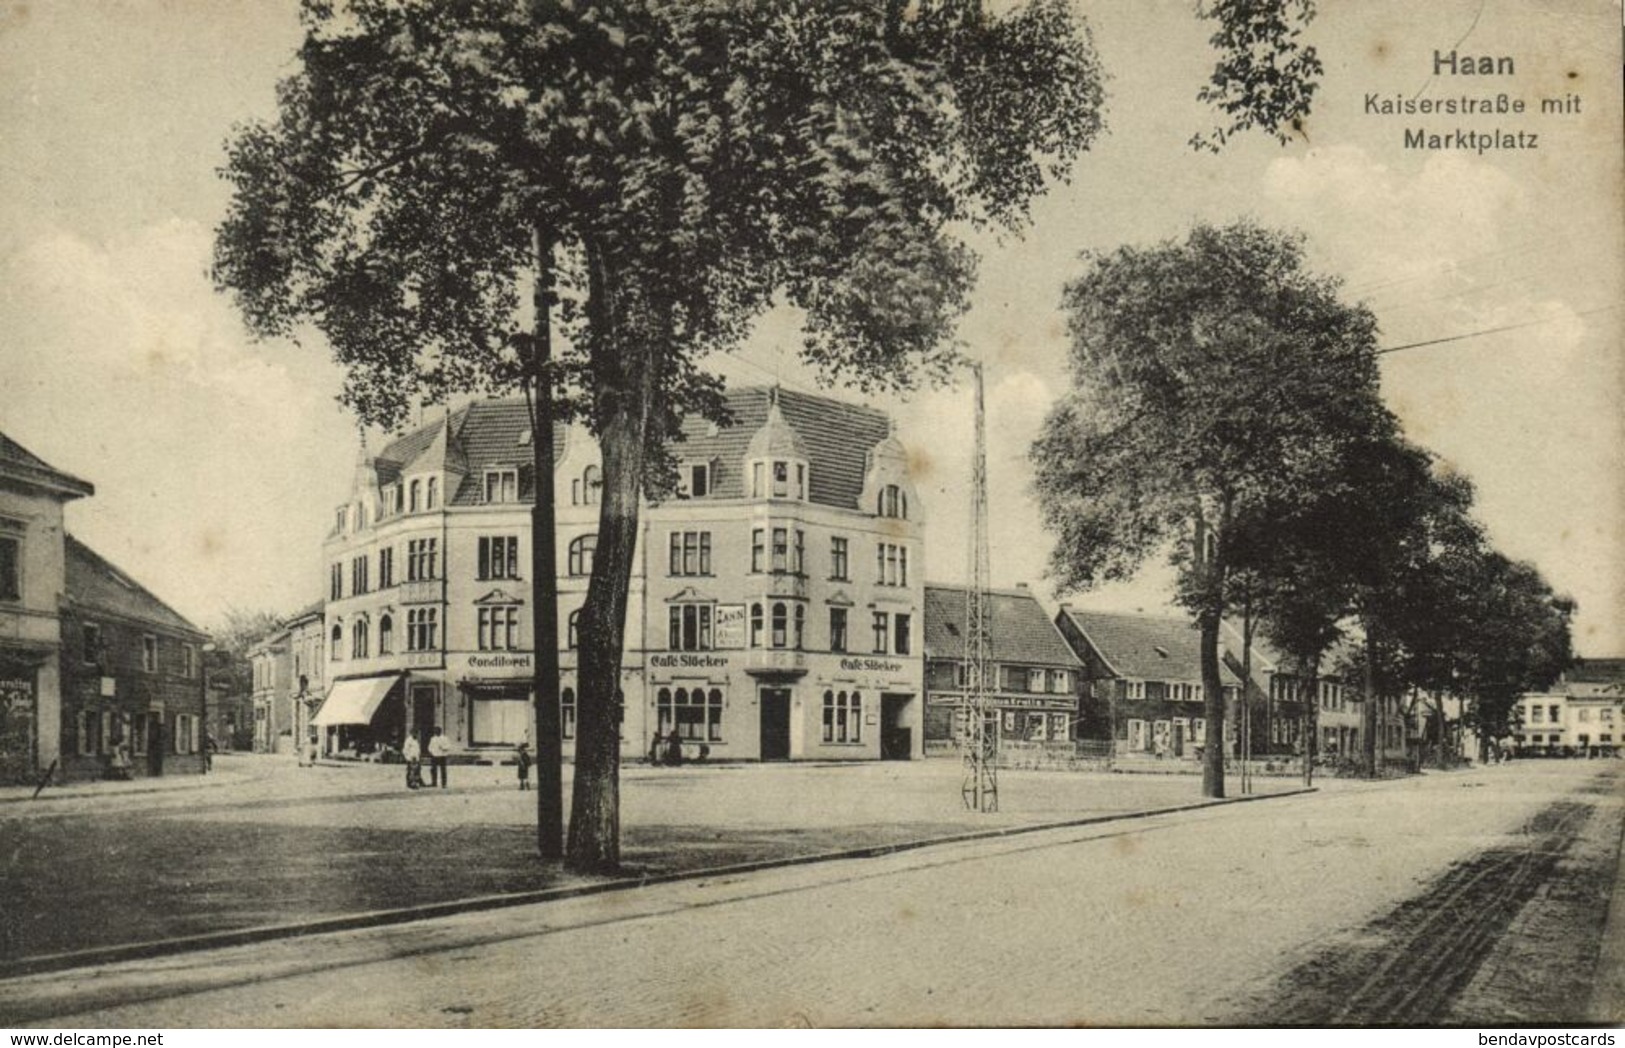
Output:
[{"xmin": 311, "ymin": 675, "xmax": 400, "ymax": 727}]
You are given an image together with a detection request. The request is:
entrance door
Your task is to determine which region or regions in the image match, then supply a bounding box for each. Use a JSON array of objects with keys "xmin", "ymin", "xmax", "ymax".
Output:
[
  {"xmin": 411, "ymin": 685, "xmax": 438, "ymax": 748},
  {"xmin": 880, "ymin": 694, "xmax": 912, "ymax": 760},
  {"xmin": 147, "ymin": 716, "xmax": 165, "ymax": 776},
  {"xmin": 759, "ymin": 688, "xmax": 791, "ymax": 760}
]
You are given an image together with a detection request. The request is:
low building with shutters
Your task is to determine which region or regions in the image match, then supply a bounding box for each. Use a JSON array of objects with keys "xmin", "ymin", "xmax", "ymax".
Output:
[{"xmin": 921, "ymin": 583, "xmax": 1084, "ymax": 756}]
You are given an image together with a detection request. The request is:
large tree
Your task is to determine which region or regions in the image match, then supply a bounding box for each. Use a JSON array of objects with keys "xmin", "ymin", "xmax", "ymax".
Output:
[
  {"xmin": 1032, "ymin": 221, "xmax": 1388, "ymax": 798},
  {"xmin": 214, "ymin": 0, "xmax": 1108, "ymax": 870}
]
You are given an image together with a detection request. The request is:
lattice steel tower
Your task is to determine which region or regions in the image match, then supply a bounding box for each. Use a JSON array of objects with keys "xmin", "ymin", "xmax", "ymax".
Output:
[{"xmin": 961, "ymin": 363, "xmax": 998, "ymax": 813}]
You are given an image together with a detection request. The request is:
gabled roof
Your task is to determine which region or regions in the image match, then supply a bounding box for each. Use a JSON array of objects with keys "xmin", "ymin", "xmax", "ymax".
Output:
[
  {"xmin": 675, "ymin": 386, "xmax": 892, "ymax": 509},
  {"xmin": 373, "ymin": 404, "xmax": 566, "ymax": 506},
  {"xmin": 1059, "ymin": 608, "xmax": 1243, "ymax": 685},
  {"xmin": 64, "ymin": 534, "xmax": 205, "ymax": 639},
  {"xmin": 0, "ymin": 431, "xmax": 94, "ymax": 500},
  {"xmin": 924, "ymin": 584, "xmax": 1082, "ymax": 668},
  {"xmin": 1565, "ymin": 658, "xmax": 1625, "ymax": 686}
]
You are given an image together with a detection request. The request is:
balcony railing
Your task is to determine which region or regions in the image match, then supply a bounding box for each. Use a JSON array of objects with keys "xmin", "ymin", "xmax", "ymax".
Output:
[
  {"xmin": 398, "ymin": 579, "xmax": 443, "ymax": 605},
  {"xmin": 745, "ymin": 649, "xmax": 807, "ymax": 676}
]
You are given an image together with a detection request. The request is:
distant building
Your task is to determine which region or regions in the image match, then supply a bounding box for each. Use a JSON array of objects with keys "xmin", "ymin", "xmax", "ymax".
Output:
[
  {"xmin": 58, "ymin": 535, "xmax": 210, "ymax": 781},
  {"xmin": 1055, "ymin": 608, "xmax": 1243, "ymax": 760},
  {"xmin": 248, "ymin": 628, "xmax": 292, "ymax": 754},
  {"xmin": 921, "ymin": 583, "xmax": 1083, "ymax": 754},
  {"xmin": 1217, "ymin": 624, "xmax": 1364, "ymax": 761},
  {"xmin": 0, "ymin": 434, "xmax": 94, "ymax": 784},
  {"xmin": 285, "ymin": 602, "xmax": 325, "ymax": 761},
  {"xmin": 1512, "ymin": 658, "xmax": 1625, "ymax": 757},
  {"xmin": 314, "ymin": 386, "xmax": 924, "ymax": 762}
]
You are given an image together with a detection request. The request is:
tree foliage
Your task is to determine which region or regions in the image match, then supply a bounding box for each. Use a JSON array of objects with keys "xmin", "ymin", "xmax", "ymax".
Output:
[
  {"xmin": 1032, "ymin": 221, "xmax": 1387, "ymax": 796},
  {"xmin": 215, "ymin": 0, "xmax": 1107, "ymax": 869},
  {"xmin": 1192, "ymin": 0, "xmax": 1323, "ymax": 151}
]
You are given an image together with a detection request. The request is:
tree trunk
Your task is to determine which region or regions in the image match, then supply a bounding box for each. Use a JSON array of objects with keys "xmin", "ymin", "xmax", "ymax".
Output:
[
  {"xmin": 528, "ymin": 224, "xmax": 563, "ymax": 860},
  {"xmin": 1199, "ymin": 608, "xmax": 1226, "ymax": 799},
  {"xmin": 1302, "ymin": 658, "xmax": 1320, "ymax": 787},
  {"xmin": 1362, "ymin": 627, "xmax": 1379, "ymax": 778}
]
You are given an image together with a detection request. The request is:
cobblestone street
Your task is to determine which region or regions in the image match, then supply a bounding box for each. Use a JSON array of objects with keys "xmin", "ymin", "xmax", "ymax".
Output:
[{"xmin": 1, "ymin": 753, "xmax": 1309, "ymax": 965}]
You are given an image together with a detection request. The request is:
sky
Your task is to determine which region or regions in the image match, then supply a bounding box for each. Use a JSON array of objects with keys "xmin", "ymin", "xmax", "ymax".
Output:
[{"xmin": 0, "ymin": 1, "xmax": 1620, "ymax": 655}]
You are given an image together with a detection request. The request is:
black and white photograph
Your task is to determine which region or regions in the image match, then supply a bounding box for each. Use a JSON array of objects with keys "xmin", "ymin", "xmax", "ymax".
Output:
[{"xmin": 0, "ymin": 0, "xmax": 1620, "ymax": 1031}]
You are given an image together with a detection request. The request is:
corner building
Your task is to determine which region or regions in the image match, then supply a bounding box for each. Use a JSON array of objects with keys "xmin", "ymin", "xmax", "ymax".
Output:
[{"xmin": 317, "ymin": 386, "xmax": 924, "ymax": 762}]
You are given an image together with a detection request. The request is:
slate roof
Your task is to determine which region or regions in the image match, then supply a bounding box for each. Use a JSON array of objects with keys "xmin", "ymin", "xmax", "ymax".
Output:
[
  {"xmin": 64, "ymin": 534, "xmax": 206, "ymax": 638},
  {"xmin": 1566, "ymin": 658, "xmax": 1625, "ymax": 686},
  {"xmin": 924, "ymin": 584, "xmax": 1081, "ymax": 668},
  {"xmin": 1059, "ymin": 609, "xmax": 1244, "ymax": 685},
  {"xmin": 0, "ymin": 431, "xmax": 94, "ymax": 498},
  {"xmin": 674, "ymin": 386, "xmax": 892, "ymax": 509},
  {"xmin": 371, "ymin": 387, "xmax": 895, "ymax": 511}
]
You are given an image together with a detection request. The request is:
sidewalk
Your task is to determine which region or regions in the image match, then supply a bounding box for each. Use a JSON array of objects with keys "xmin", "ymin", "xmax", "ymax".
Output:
[
  {"xmin": 2, "ymin": 757, "xmax": 1320, "ymax": 974},
  {"xmin": 0, "ymin": 753, "xmax": 274, "ymax": 806}
]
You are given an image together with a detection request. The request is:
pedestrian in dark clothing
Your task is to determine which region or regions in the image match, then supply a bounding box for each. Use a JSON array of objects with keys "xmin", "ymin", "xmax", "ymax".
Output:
[
  {"xmin": 649, "ymin": 731, "xmax": 664, "ymax": 766},
  {"xmin": 665, "ymin": 729, "xmax": 683, "ymax": 766},
  {"xmin": 516, "ymin": 743, "xmax": 532, "ymax": 791}
]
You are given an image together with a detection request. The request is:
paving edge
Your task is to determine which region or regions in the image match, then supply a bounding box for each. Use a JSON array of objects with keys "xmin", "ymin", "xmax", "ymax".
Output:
[{"xmin": 0, "ymin": 785, "xmax": 1316, "ymax": 981}]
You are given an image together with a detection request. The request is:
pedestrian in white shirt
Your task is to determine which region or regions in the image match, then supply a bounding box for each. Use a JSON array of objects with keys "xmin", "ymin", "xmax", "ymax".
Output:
[
  {"xmin": 428, "ymin": 727, "xmax": 451, "ymax": 789},
  {"xmin": 402, "ymin": 733, "xmax": 422, "ymax": 790}
]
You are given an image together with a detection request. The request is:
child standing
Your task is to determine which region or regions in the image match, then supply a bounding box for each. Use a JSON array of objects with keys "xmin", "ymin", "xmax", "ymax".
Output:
[{"xmin": 516, "ymin": 742, "xmax": 532, "ymax": 791}]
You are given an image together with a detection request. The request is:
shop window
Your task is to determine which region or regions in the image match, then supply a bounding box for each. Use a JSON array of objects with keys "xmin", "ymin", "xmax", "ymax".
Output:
[
  {"xmin": 656, "ymin": 686, "xmax": 723, "ymax": 742},
  {"xmin": 822, "ymin": 689, "xmax": 863, "ymax": 743},
  {"xmin": 568, "ymin": 535, "xmax": 596, "ymax": 577},
  {"xmin": 668, "ymin": 604, "xmax": 714, "ymax": 651}
]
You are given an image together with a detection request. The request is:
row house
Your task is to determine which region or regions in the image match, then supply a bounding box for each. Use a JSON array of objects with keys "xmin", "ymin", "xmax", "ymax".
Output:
[
  {"xmin": 1217, "ymin": 625, "xmax": 1368, "ymax": 760},
  {"xmin": 1, "ymin": 431, "xmax": 208, "ymax": 784},
  {"xmin": 1055, "ymin": 608, "xmax": 1243, "ymax": 760},
  {"xmin": 921, "ymin": 583, "xmax": 1084, "ymax": 753},
  {"xmin": 1512, "ymin": 658, "xmax": 1624, "ymax": 756},
  {"xmin": 247, "ymin": 600, "xmax": 325, "ymax": 757},
  {"xmin": 313, "ymin": 385, "xmax": 925, "ymax": 762}
]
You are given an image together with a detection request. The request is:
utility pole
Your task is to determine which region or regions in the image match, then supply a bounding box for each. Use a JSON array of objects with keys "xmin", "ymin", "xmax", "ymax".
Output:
[{"xmin": 960, "ymin": 363, "xmax": 997, "ymax": 813}]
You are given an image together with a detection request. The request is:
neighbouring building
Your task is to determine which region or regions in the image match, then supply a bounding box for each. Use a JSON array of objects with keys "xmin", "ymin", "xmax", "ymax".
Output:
[
  {"xmin": 285, "ymin": 601, "xmax": 326, "ymax": 760},
  {"xmin": 58, "ymin": 535, "xmax": 210, "ymax": 781},
  {"xmin": 313, "ymin": 385, "xmax": 925, "ymax": 762},
  {"xmin": 1055, "ymin": 608, "xmax": 1244, "ymax": 760},
  {"xmin": 1217, "ymin": 624, "xmax": 1365, "ymax": 761},
  {"xmin": 1512, "ymin": 658, "xmax": 1625, "ymax": 757},
  {"xmin": 0, "ymin": 433, "xmax": 93, "ymax": 784},
  {"xmin": 248, "ymin": 627, "xmax": 292, "ymax": 753},
  {"xmin": 921, "ymin": 583, "xmax": 1083, "ymax": 755}
]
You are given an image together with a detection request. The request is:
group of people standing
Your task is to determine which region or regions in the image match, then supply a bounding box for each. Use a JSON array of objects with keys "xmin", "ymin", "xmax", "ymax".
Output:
[{"xmin": 401, "ymin": 727, "xmax": 452, "ymax": 789}]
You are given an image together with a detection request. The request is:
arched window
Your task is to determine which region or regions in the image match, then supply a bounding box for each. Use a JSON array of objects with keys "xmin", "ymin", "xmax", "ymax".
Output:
[
  {"xmin": 561, "ymin": 687, "xmax": 577, "ymax": 740},
  {"xmin": 352, "ymin": 618, "xmax": 369, "ymax": 659},
  {"xmin": 879, "ymin": 484, "xmax": 907, "ymax": 519},
  {"xmin": 378, "ymin": 614, "xmax": 394, "ymax": 655},
  {"xmin": 567, "ymin": 609, "xmax": 581, "ymax": 649},
  {"xmin": 750, "ymin": 603, "xmax": 763, "ymax": 648},
  {"xmin": 794, "ymin": 604, "xmax": 805, "ymax": 650},
  {"xmin": 426, "ymin": 476, "xmax": 439, "ymax": 509},
  {"xmin": 581, "ymin": 465, "xmax": 602, "ymax": 505},
  {"xmin": 409, "ymin": 480, "xmax": 421, "ymax": 512},
  {"xmin": 771, "ymin": 602, "xmax": 788, "ymax": 648},
  {"xmin": 657, "ymin": 687, "xmax": 673, "ymax": 735},
  {"xmin": 330, "ymin": 622, "xmax": 343, "ymax": 661},
  {"xmin": 568, "ymin": 535, "xmax": 597, "ymax": 576}
]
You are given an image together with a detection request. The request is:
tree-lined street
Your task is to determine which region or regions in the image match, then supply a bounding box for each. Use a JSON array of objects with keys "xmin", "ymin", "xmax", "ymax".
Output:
[{"xmin": 2, "ymin": 760, "xmax": 1617, "ymax": 1026}]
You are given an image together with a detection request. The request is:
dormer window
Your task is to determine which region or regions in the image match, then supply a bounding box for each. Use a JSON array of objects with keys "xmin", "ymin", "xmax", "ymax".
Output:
[
  {"xmin": 485, "ymin": 469, "xmax": 518, "ymax": 503},
  {"xmin": 679, "ymin": 462, "xmax": 710, "ymax": 499},
  {"xmin": 879, "ymin": 484, "xmax": 907, "ymax": 519},
  {"xmin": 773, "ymin": 461, "xmax": 788, "ymax": 498},
  {"xmin": 334, "ymin": 507, "xmax": 347, "ymax": 535},
  {"xmin": 751, "ymin": 460, "xmax": 805, "ymax": 500}
]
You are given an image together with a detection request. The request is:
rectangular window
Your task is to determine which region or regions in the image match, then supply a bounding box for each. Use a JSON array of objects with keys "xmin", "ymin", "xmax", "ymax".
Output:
[
  {"xmin": 561, "ymin": 689, "xmax": 577, "ymax": 740},
  {"xmin": 477, "ymin": 606, "xmax": 520, "ymax": 651},
  {"xmin": 183, "ymin": 644, "xmax": 197, "ymax": 679},
  {"xmin": 408, "ymin": 538, "xmax": 439, "ymax": 581},
  {"xmin": 142, "ymin": 635, "xmax": 158, "ymax": 673},
  {"xmin": 752, "ymin": 462, "xmax": 764, "ymax": 499},
  {"xmin": 751, "ymin": 529, "xmax": 764, "ymax": 573},
  {"xmin": 872, "ymin": 612, "xmax": 888, "ymax": 654},
  {"xmin": 0, "ymin": 534, "xmax": 18, "ymax": 602},
  {"xmin": 668, "ymin": 605, "xmax": 714, "ymax": 651},
  {"xmin": 330, "ymin": 562, "xmax": 343, "ymax": 601},
  {"xmin": 830, "ymin": 537, "xmax": 848, "ymax": 581},
  {"xmin": 894, "ymin": 613, "xmax": 912, "ymax": 656},
  {"xmin": 669, "ymin": 531, "xmax": 711, "ymax": 576},
  {"xmin": 478, "ymin": 536, "xmax": 519, "ymax": 580},
  {"xmin": 83, "ymin": 623, "xmax": 101, "ymax": 663},
  {"xmin": 793, "ymin": 530, "xmax": 805, "ymax": 575},
  {"xmin": 876, "ymin": 543, "xmax": 908, "ymax": 586},
  {"xmin": 683, "ymin": 463, "xmax": 709, "ymax": 498},
  {"xmin": 1050, "ymin": 670, "xmax": 1071, "ymax": 694},
  {"xmin": 772, "ymin": 461, "xmax": 789, "ymax": 498},
  {"xmin": 1028, "ymin": 668, "xmax": 1046, "ymax": 693},
  {"xmin": 351, "ymin": 555, "xmax": 369, "ymax": 595},
  {"xmin": 379, "ymin": 546, "xmax": 395, "ymax": 588},
  {"xmin": 772, "ymin": 528, "xmax": 788, "ymax": 572},
  {"xmin": 484, "ymin": 469, "xmax": 518, "ymax": 503},
  {"xmin": 829, "ymin": 608, "xmax": 848, "ymax": 653}
]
